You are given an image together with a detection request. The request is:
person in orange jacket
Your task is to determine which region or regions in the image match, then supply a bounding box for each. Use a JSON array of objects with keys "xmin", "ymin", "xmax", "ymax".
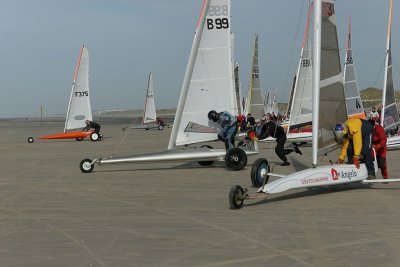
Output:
[
  {"xmin": 334, "ymin": 118, "xmax": 375, "ymax": 179},
  {"xmin": 370, "ymin": 120, "xmax": 388, "ymax": 179}
]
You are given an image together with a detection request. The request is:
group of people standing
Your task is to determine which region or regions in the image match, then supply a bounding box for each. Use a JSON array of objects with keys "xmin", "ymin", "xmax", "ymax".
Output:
[
  {"xmin": 208, "ymin": 109, "xmax": 391, "ymax": 179},
  {"xmin": 208, "ymin": 110, "xmax": 301, "ymax": 166}
]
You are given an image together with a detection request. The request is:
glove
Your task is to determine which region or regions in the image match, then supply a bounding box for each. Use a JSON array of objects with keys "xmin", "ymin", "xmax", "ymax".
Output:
[
  {"xmin": 372, "ymin": 144, "xmax": 381, "ymax": 150},
  {"xmin": 337, "ymin": 158, "xmax": 344, "ymax": 164},
  {"xmin": 353, "ymin": 156, "xmax": 360, "ymax": 169}
]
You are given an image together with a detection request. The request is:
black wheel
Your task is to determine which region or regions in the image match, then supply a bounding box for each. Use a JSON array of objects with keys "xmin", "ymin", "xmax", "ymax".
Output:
[
  {"xmin": 122, "ymin": 127, "xmax": 127, "ymax": 131},
  {"xmin": 80, "ymin": 159, "xmax": 94, "ymax": 173},
  {"xmin": 158, "ymin": 125, "xmax": 163, "ymax": 130},
  {"xmin": 198, "ymin": 145, "xmax": 215, "ymax": 166},
  {"xmin": 251, "ymin": 158, "xmax": 270, "ymax": 187},
  {"xmin": 90, "ymin": 132, "xmax": 99, "ymax": 141},
  {"xmin": 76, "ymin": 137, "xmax": 84, "ymax": 141},
  {"xmin": 27, "ymin": 137, "xmax": 34, "ymax": 143},
  {"xmin": 225, "ymin": 147, "xmax": 247, "ymax": 171},
  {"xmin": 229, "ymin": 185, "xmax": 245, "ymax": 209}
]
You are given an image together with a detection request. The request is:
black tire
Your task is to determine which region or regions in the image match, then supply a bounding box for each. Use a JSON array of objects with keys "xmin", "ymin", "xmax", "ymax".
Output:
[
  {"xmin": 80, "ymin": 159, "xmax": 94, "ymax": 173},
  {"xmin": 251, "ymin": 158, "xmax": 270, "ymax": 187},
  {"xmin": 76, "ymin": 137, "xmax": 84, "ymax": 141},
  {"xmin": 229, "ymin": 185, "xmax": 245, "ymax": 209},
  {"xmin": 90, "ymin": 132, "xmax": 99, "ymax": 141},
  {"xmin": 27, "ymin": 137, "xmax": 34, "ymax": 143},
  {"xmin": 122, "ymin": 127, "xmax": 127, "ymax": 131},
  {"xmin": 198, "ymin": 145, "xmax": 214, "ymax": 166},
  {"xmin": 158, "ymin": 125, "xmax": 163, "ymax": 130},
  {"xmin": 225, "ymin": 147, "xmax": 247, "ymax": 171}
]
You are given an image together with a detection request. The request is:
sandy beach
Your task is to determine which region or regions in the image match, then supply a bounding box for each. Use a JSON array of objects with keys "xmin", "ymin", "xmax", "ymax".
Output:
[{"xmin": 1, "ymin": 118, "xmax": 400, "ymax": 266}]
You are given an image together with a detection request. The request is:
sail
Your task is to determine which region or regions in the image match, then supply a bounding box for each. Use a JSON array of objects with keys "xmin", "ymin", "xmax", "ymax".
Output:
[
  {"xmin": 64, "ymin": 45, "xmax": 92, "ymax": 132},
  {"xmin": 343, "ymin": 17, "xmax": 365, "ymax": 119},
  {"xmin": 143, "ymin": 73, "xmax": 157, "ymax": 124},
  {"xmin": 173, "ymin": 0, "xmax": 235, "ymax": 147},
  {"xmin": 248, "ymin": 33, "xmax": 265, "ymax": 119},
  {"xmin": 317, "ymin": 1, "xmax": 347, "ymax": 155},
  {"xmin": 287, "ymin": 3, "xmax": 313, "ymax": 130},
  {"xmin": 286, "ymin": 74, "xmax": 296, "ymax": 118},
  {"xmin": 381, "ymin": 0, "xmax": 400, "ymax": 130}
]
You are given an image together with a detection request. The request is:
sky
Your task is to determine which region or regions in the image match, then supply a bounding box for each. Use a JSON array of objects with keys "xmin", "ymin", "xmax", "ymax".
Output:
[{"xmin": 1, "ymin": 0, "xmax": 399, "ymax": 118}]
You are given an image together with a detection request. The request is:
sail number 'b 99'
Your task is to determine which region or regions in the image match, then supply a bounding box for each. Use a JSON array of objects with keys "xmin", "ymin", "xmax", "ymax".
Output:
[
  {"xmin": 207, "ymin": 5, "xmax": 229, "ymax": 30},
  {"xmin": 75, "ymin": 91, "xmax": 89, "ymax": 97}
]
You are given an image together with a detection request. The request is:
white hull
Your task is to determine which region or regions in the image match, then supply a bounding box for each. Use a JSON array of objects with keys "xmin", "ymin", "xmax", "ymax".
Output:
[
  {"xmin": 97, "ymin": 148, "xmax": 258, "ymax": 165},
  {"xmin": 259, "ymin": 163, "xmax": 368, "ymax": 194},
  {"xmin": 387, "ymin": 135, "xmax": 400, "ymax": 150},
  {"xmin": 260, "ymin": 131, "xmax": 312, "ymax": 144}
]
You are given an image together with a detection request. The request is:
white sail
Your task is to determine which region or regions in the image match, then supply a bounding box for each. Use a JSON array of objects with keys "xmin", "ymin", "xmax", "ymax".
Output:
[
  {"xmin": 287, "ymin": 3, "xmax": 313, "ymax": 130},
  {"xmin": 248, "ymin": 33, "xmax": 265, "ymax": 119},
  {"xmin": 172, "ymin": 0, "xmax": 235, "ymax": 147},
  {"xmin": 343, "ymin": 17, "xmax": 365, "ymax": 119},
  {"xmin": 381, "ymin": 0, "xmax": 400, "ymax": 130},
  {"xmin": 64, "ymin": 45, "xmax": 92, "ymax": 132},
  {"xmin": 143, "ymin": 73, "xmax": 157, "ymax": 124},
  {"xmin": 317, "ymin": 0, "xmax": 347, "ymax": 157}
]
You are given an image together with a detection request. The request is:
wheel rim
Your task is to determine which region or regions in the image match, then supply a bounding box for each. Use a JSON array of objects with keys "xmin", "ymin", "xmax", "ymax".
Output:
[
  {"xmin": 256, "ymin": 162, "xmax": 269, "ymax": 185},
  {"xmin": 82, "ymin": 161, "xmax": 92, "ymax": 171}
]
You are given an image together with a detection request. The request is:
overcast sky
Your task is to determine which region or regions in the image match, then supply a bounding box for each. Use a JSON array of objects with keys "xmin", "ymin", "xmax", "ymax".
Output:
[{"xmin": 1, "ymin": 0, "xmax": 399, "ymax": 118}]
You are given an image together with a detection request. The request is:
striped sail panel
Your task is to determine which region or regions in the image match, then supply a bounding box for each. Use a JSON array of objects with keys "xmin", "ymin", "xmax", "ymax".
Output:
[
  {"xmin": 382, "ymin": 39, "xmax": 400, "ymax": 129},
  {"xmin": 344, "ymin": 18, "xmax": 365, "ymax": 119},
  {"xmin": 143, "ymin": 73, "xmax": 157, "ymax": 124},
  {"xmin": 64, "ymin": 46, "xmax": 92, "ymax": 131},
  {"xmin": 175, "ymin": 0, "xmax": 235, "ymax": 146},
  {"xmin": 318, "ymin": 1, "xmax": 347, "ymax": 155},
  {"xmin": 288, "ymin": 3, "xmax": 313, "ymax": 129},
  {"xmin": 248, "ymin": 33, "xmax": 265, "ymax": 119}
]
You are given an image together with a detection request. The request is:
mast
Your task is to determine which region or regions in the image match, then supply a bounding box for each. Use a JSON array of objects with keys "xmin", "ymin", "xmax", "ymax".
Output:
[
  {"xmin": 168, "ymin": 0, "xmax": 210, "ymax": 149},
  {"xmin": 312, "ymin": 0, "xmax": 321, "ymax": 167}
]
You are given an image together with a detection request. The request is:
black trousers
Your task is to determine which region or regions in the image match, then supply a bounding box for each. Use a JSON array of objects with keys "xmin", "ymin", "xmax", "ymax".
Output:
[
  {"xmin": 275, "ymin": 135, "xmax": 293, "ymax": 163},
  {"xmin": 347, "ymin": 120, "xmax": 374, "ymax": 176}
]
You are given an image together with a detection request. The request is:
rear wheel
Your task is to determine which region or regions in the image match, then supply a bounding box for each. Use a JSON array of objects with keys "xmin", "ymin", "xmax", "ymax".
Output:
[
  {"xmin": 158, "ymin": 125, "xmax": 163, "ymax": 130},
  {"xmin": 229, "ymin": 185, "xmax": 245, "ymax": 209},
  {"xmin": 198, "ymin": 145, "xmax": 214, "ymax": 166},
  {"xmin": 27, "ymin": 137, "xmax": 34, "ymax": 143},
  {"xmin": 90, "ymin": 132, "xmax": 99, "ymax": 141},
  {"xmin": 80, "ymin": 159, "xmax": 94, "ymax": 173},
  {"xmin": 225, "ymin": 148, "xmax": 247, "ymax": 171},
  {"xmin": 122, "ymin": 127, "xmax": 127, "ymax": 131},
  {"xmin": 251, "ymin": 158, "xmax": 270, "ymax": 187}
]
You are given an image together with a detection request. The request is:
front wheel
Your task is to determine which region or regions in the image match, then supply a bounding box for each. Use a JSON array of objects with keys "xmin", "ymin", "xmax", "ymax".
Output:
[
  {"xmin": 27, "ymin": 137, "xmax": 35, "ymax": 143},
  {"xmin": 229, "ymin": 185, "xmax": 245, "ymax": 209},
  {"xmin": 225, "ymin": 147, "xmax": 247, "ymax": 171},
  {"xmin": 251, "ymin": 158, "xmax": 270, "ymax": 187},
  {"xmin": 90, "ymin": 132, "xmax": 99, "ymax": 141},
  {"xmin": 80, "ymin": 159, "xmax": 94, "ymax": 173},
  {"xmin": 76, "ymin": 137, "xmax": 84, "ymax": 141},
  {"xmin": 158, "ymin": 125, "xmax": 163, "ymax": 130}
]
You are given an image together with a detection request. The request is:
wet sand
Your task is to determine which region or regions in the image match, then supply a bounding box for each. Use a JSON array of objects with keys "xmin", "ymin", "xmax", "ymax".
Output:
[{"xmin": 1, "ymin": 118, "xmax": 400, "ymax": 267}]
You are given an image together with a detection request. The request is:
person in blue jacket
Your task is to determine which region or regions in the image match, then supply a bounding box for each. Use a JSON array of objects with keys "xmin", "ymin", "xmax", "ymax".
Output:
[{"xmin": 208, "ymin": 110, "xmax": 238, "ymax": 151}]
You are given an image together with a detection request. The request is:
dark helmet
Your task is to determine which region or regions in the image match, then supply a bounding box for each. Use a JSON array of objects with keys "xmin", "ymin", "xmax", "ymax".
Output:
[{"xmin": 208, "ymin": 110, "xmax": 219, "ymax": 122}]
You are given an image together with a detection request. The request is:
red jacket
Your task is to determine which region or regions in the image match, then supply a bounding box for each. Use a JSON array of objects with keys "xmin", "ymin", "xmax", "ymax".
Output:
[{"xmin": 373, "ymin": 124, "xmax": 387, "ymax": 157}]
